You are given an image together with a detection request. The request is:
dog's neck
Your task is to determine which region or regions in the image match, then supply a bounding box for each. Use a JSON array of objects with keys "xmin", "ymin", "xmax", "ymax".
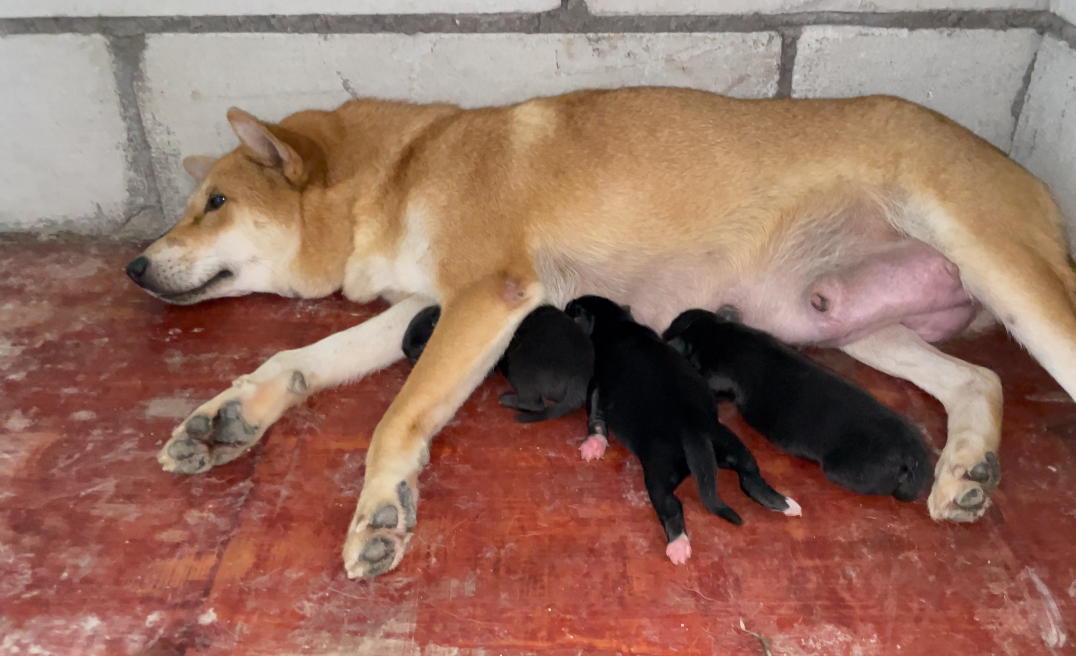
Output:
[{"xmin": 279, "ymin": 99, "xmax": 461, "ymax": 298}]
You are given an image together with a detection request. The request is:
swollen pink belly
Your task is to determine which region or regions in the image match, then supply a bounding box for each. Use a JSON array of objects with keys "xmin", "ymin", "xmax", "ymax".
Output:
[{"xmin": 805, "ymin": 240, "xmax": 976, "ymax": 345}]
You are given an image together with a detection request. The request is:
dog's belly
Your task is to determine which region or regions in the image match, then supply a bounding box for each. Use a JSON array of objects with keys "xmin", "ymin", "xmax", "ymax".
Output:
[
  {"xmin": 795, "ymin": 239, "xmax": 978, "ymax": 345},
  {"xmin": 560, "ymin": 239, "xmax": 977, "ymax": 347}
]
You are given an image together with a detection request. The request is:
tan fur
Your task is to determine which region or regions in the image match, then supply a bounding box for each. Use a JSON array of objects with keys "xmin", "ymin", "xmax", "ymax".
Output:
[{"xmin": 137, "ymin": 87, "xmax": 1076, "ymax": 578}]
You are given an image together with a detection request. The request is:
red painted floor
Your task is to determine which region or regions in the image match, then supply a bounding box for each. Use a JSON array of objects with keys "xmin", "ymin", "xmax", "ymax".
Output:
[{"xmin": 1, "ymin": 237, "xmax": 1074, "ymax": 655}]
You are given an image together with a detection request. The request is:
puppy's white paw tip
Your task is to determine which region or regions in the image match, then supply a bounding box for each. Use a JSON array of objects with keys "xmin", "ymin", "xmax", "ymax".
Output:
[{"xmin": 782, "ymin": 497, "xmax": 802, "ymax": 517}]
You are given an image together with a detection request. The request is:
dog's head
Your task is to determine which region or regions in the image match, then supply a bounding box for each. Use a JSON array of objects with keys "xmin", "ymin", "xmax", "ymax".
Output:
[{"xmin": 126, "ymin": 108, "xmax": 330, "ymax": 305}]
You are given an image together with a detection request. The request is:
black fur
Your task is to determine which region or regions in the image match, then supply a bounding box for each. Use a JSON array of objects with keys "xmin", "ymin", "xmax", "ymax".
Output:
[
  {"xmin": 401, "ymin": 304, "xmax": 593, "ymax": 423},
  {"xmin": 565, "ymin": 295, "xmax": 793, "ymax": 553},
  {"xmin": 663, "ymin": 309, "xmax": 932, "ymax": 501},
  {"xmin": 402, "ymin": 305, "xmax": 441, "ymax": 366}
]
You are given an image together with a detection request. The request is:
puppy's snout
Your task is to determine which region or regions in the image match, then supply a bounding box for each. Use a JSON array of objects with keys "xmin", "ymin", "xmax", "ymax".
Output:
[{"xmin": 126, "ymin": 255, "xmax": 150, "ymax": 285}]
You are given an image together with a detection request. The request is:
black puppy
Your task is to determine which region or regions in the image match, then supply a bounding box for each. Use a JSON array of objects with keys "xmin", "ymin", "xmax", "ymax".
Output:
[
  {"xmin": 401, "ymin": 305, "xmax": 441, "ymax": 366},
  {"xmin": 401, "ymin": 304, "xmax": 594, "ymax": 423},
  {"xmin": 565, "ymin": 295, "xmax": 799, "ymax": 565},
  {"xmin": 663, "ymin": 309, "xmax": 932, "ymax": 501}
]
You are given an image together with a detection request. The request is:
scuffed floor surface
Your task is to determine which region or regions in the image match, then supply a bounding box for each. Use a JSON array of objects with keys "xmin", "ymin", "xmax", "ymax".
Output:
[{"xmin": 1, "ymin": 237, "xmax": 1075, "ymax": 656}]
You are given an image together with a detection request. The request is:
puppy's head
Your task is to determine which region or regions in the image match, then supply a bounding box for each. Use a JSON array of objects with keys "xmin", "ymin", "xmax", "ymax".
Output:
[
  {"xmin": 890, "ymin": 438, "xmax": 933, "ymax": 502},
  {"xmin": 564, "ymin": 295, "xmax": 631, "ymax": 336},
  {"xmin": 826, "ymin": 430, "xmax": 932, "ymax": 501},
  {"xmin": 126, "ymin": 108, "xmax": 328, "ymax": 305},
  {"xmin": 401, "ymin": 305, "xmax": 442, "ymax": 366},
  {"xmin": 661, "ymin": 308, "xmax": 716, "ymax": 347}
]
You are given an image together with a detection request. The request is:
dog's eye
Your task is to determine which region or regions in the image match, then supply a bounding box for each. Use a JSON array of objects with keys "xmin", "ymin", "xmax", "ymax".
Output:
[{"xmin": 204, "ymin": 194, "xmax": 227, "ymax": 213}]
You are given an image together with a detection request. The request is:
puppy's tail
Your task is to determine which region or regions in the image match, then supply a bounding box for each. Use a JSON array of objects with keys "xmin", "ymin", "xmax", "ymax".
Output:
[
  {"xmin": 513, "ymin": 386, "xmax": 586, "ymax": 424},
  {"xmin": 683, "ymin": 432, "xmax": 743, "ymax": 526}
]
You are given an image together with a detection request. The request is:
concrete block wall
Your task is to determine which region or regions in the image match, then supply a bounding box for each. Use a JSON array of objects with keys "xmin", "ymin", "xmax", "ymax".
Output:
[{"xmin": 0, "ymin": 0, "xmax": 1074, "ymax": 242}]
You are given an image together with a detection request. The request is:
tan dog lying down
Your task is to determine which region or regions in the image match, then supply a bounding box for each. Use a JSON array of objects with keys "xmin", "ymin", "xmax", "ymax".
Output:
[{"xmin": 125, "ymin": 87, "xmax": 1076, "ymax": 578}]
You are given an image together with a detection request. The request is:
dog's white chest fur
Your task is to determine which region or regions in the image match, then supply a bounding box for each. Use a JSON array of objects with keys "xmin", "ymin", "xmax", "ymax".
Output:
[{"xmin": 342, "ymin": 205, "xmax": 437, "ymax": 304}]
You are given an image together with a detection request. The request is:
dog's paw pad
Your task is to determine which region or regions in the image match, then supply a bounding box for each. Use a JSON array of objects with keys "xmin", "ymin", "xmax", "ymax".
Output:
[
  {"xmin": 964, "ymin": 452, "xmax": 1001, "ymax": 489},
  {"xmin": 929, "ymin": 452, "xmax": 999, "ymax": 523},
  {"xmin": 579, "ymin": 434, "xmax": 608, "ymax": 461},
  {"xmin": 955, "ymin": 487, "xmax": 985, "ymax": 509},
  {"xmin": 344, "ymin": 527, "xmax": 411, "ymax": 579},
  {"xmin": 158, "ymin": 396, "xmax": 267, "ymax": 474},
  {"xmin": 396, "ymin": 480, "xmax": 417, "ymax": 529},
  {"xmin": 215, "ymin": 400, "xmax": 260, "ymax": 445},
  {"xmin": 343, "ymin": 479, "xmax": 419, "ymax": 579},
  {"xmin": 185, "ymin": 414, "xmax": 212, "ymax": 439},
  {"xmin": 665, "ymin": 535, "xmax": 692, "ymax": 565},
  {"xmin": 369, "ymin": 504, "xmax": 399, "ymax": 530},
  {"xmin": 344, "ymin": 530, "xmax": 409, "ymax": 579},
  {"xmin": 161, "ymin": 435, "xmax": 211, "ymax": 474}
]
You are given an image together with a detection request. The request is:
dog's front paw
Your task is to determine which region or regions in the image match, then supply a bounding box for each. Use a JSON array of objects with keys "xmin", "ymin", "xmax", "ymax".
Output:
[
  {"xmin": 343, "ymin": 479, "xmax": 418, "ymax": 579},
  {"xmin": 157, "ymin": 370, "xmax": 307, "ymax": 473},
  {"xmin": 928, "ymin": 451, "xmax": 1001, "ymax": 522}
]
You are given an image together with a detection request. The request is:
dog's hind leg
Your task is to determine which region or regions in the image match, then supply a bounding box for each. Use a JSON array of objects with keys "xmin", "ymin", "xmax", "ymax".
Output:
[
  {"xmin": 712, "ymin": 427, "xmax": 800, "ymax": 517},
  {"xmin": 841, "ymin": 324, "xmax": 1002, "ymax": 521},
  {"xmin": 642, "ymin": 468, "xmax": 692, "ymax": 565},
  {"xmin": 342, "ymin": 272, "xmax": 543, "ymax": 578},
  {"xmin": 158, "ymin": 295, "xmax": 435, "ymax": 474},
  {"xmin": 682, "ymin": 431, "xmax": 743, "ymax": 525},
  {"xmin": 865, "ymin": 176, "xmax": 1076, "ymax": 521}
]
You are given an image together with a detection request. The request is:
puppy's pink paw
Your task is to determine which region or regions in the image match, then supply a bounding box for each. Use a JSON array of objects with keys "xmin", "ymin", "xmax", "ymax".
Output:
[
  {"xmin": 579, "ymin": 434, "xmax": 608, "ymax": 461},
  {"xmin": 665, "ymin": 535, "xmax": 692, "ymax": 565}
]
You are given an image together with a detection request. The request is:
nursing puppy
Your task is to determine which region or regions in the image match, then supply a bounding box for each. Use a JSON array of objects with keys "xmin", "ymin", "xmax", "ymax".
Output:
[
  {"xmin": 566, "ymin": 296, "xmax": 799, "ymax": 564},
  {"xmin": 402, "ymin": 305, "xmax": 441, "ymax": 366},
  {"xmin": 664, "ymin": 309, "xmax": 933, "ymax": 501},
  {"xmin": 402, "ymin": 304, "xmax": 593, "ymax": 422}
]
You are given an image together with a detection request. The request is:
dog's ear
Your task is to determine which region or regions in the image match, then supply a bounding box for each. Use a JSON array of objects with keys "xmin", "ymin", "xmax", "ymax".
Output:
[
  {"xmin": 182, "ymin": 155, "xmax": 217, "ymax": 182},
  {"xmin": 227, "ymin": 107, "xmax": 304, "ymax": 185}
]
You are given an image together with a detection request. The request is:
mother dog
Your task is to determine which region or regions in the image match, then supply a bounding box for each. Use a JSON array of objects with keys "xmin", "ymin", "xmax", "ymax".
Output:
[{"xmin": 126, "ymin": 87, "xmax": 1076, "ymax": 579}]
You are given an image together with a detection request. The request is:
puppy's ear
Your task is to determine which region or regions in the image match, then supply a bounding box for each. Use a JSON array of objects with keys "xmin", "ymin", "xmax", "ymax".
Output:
[
  {"xmin": 667, "ymin": 336, "xmax": 691, "ymax": 357},
  {"xmin": 571, "ymin": 307, "xmax": 595, "ymax": 336},
  {"xmin": 182, "ymin": 155, "xmax": 217, "ymax": 182},
  {"xmin": 227, "ymin": 107, "xmax": 304, "ymax": 185},
  {"xmin": 715, "ymin": 305, "xmax": 743, "ymax": 323}
]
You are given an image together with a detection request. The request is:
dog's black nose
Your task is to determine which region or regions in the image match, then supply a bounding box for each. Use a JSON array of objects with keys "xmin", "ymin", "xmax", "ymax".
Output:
[{"xmin": 126, "ymin": 255, "xmax": 150, "ymax": 283}]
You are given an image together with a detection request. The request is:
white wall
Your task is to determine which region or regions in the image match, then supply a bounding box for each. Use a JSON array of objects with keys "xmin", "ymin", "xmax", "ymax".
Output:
[{"xmin": 1012, "ymin": 36, "xmax": 1076, "ymax": 252}]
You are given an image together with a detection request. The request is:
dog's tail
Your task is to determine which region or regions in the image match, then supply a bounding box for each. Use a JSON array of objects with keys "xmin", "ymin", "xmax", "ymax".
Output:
[
  {"xmin": 715, "ymin": 428, "xmax": 801, "ymax": 517},
  {"xmin": 513, "ymin": 385, "xmax": 587, "ymax": 423},
  {"xmin": 682, "ymin": 431, "xmax": 743, "ymax": 525}
]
